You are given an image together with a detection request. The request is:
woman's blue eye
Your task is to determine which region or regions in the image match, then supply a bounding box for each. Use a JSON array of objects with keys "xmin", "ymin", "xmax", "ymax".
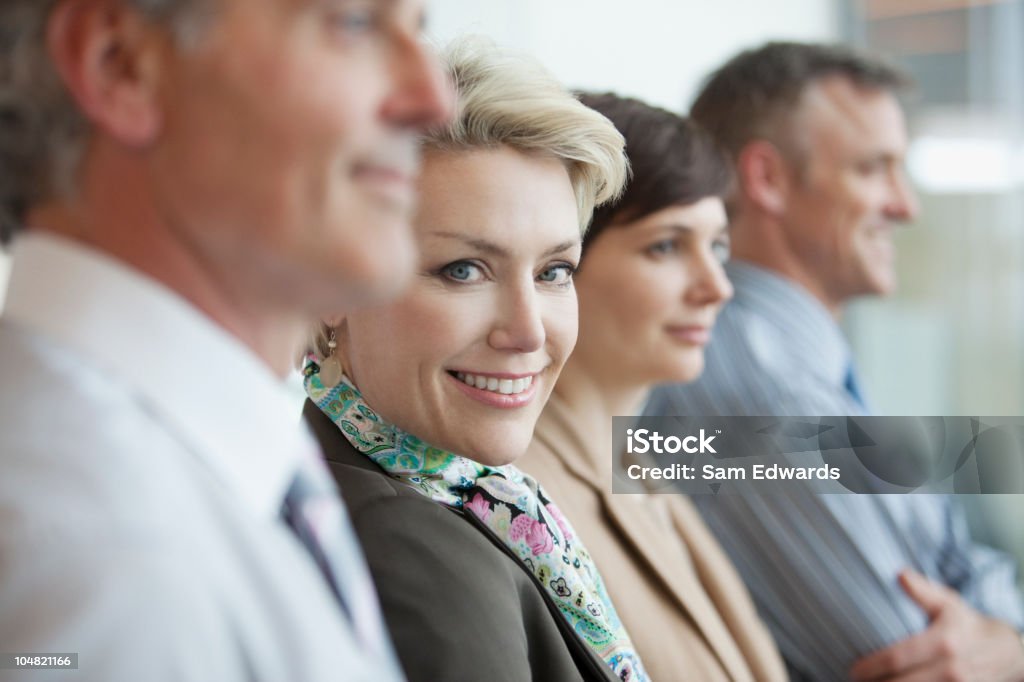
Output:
[
  {"xmin": 647, "ymin": 239, "xmax": 679, "ymax": 256},
  {"xmin": 538, "ymin": 264, "xmax": 574, "ymax": 285},
  {"xmin": 344, "ymin": 14, "xmax": 373, "ymax": 30},
  {"xmin": 711, "ymin": 239, "xmax": 731, "ymax": 264},
  {"xmin": 326, "ymin": 5, "xmax": 378, "ymax": 34},
  {"xmin": 441, "ymin": 261, "xmax": 483, "ymax": 282}
]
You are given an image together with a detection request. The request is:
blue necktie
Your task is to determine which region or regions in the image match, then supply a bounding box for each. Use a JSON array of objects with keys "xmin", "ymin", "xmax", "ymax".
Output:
[{"xmin": 843, "ymin": 362, "xmax": 870, "ymax": 412}]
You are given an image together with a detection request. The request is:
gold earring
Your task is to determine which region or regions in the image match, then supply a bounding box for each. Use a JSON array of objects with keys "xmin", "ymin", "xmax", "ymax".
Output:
[{"xmin": 319, "ymin": 328, "xmax": 344, "ymax": 388}]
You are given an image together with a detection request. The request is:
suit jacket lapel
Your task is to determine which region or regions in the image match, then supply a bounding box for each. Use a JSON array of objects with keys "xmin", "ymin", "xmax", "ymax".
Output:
[{"xmin": 536, "ymin": 396, "xmax": 752, "ymax": 682}]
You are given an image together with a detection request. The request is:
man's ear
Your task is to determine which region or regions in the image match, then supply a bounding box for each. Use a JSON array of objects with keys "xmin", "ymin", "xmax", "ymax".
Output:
[
  {"xmin": 46, "ymin": 0, "xmax": 168, "ymax": 147},
  {"xmin": 735, "ymin": 140, "xmax": 793, "ymax": 217}
]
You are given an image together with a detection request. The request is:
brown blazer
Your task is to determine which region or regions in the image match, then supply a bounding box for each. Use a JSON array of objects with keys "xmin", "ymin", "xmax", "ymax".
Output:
[
  {"xmin": 518, "ymin": 395, "xmax": 789, "ymax": 682},
  {"xmin": 303, "ymin": 400, "xmax": 620, "ymax": 682}
]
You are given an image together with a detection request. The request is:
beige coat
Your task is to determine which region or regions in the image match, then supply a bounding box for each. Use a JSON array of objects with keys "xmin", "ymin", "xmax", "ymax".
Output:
[{"xmin": 519, "ymin": 395, "xmax": 788, "ymax": 682}]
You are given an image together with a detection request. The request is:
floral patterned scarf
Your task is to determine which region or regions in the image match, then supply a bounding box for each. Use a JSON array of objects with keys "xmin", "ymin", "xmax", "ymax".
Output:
[{"xmin": 304, "ymin": 362, "xmax": 649, "ymax": 682}]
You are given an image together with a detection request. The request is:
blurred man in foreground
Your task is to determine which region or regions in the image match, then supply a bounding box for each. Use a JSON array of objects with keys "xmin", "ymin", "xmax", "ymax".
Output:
[{"xmin": 0, "ymin": 1, "xmax": 450, "ymax": 680}]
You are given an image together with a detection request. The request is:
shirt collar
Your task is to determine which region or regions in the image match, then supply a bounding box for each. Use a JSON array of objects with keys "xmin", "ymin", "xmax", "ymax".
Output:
[
  {"xmin": 725, "ymin": 260, "xmax": 853, "ymax": 387},
  {"xmin": 2, "ymin": 231, "xmax": 309, "ymax": 518}
]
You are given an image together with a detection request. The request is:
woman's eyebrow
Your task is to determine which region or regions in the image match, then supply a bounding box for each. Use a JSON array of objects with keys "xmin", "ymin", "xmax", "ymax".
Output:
[
  {"xmin": 651, "ymin": 223, "xmax": 729, "ymax": 235},
  {"xmin": 543, "ymin": 239, "xmax": 581, "ymax": 257},
  {"xmin": 427, "ymin": 232, "xmax": 581, "ymax": 258},
  {"xmin": 428, "ymin": 231, "xmax": 509, "ymax": 257},
  {"xmin": 658, "ymin": 224, "xmax": 696, "ymax": 233}
]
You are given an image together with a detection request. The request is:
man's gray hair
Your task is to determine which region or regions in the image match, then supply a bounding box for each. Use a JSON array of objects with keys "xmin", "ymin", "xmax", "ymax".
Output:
[
  {"xmin": 691, "ymin": 41, "xmax": 912, "ymax": 163},
  {"xmin": 0, "ymin": 0, "xmax": 209, "ymax": 244}
]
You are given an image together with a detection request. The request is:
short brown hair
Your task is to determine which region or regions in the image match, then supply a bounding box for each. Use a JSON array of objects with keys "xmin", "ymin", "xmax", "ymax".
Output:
[
  {"xmin": 690, "ymin": 41, "xmax": 911, "ymax": 161},
  {"xmin": 580, "ymin": 92, "xmax": 733, "ymax": 252}
]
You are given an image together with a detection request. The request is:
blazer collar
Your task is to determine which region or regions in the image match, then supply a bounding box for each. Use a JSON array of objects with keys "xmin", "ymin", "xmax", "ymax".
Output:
[
  {"xmin": 303, "ymin": 399, "xmax": 386, "ymax": 475},
  {"xmin": 534, "ymin": 394, "xmax": 752, "ymax": 682}
]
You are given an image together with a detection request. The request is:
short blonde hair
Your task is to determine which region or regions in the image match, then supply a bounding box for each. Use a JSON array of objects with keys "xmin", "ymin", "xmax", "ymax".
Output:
[
  {"xmin": 305, "ymin": 36, "xmax": 628, "ymax": 362},
  {"xmin": 426, "ymin": 36, "xmax": 628, "ymax": 231}
]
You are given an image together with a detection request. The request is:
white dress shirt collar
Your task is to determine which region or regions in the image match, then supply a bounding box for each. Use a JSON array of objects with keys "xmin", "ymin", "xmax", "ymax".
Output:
[{"xmin": 2, "ymin": 231, "xmax": 310, "ymax": 519}]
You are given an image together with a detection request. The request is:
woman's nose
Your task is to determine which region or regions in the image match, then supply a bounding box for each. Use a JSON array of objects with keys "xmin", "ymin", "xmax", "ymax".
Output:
[
  {"xmin": 686, "ymin": 252, "xmax": 733, "ymax": 307},
  {"xmin": 487, "ymin": 282, "xmax": 546, "ymax": 353}
]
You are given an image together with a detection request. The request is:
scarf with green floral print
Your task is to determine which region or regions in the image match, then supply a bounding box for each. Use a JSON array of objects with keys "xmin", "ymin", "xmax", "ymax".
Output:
[{"xmin": 304, "ymin": 362, "xmax": 648, "ymax": 682}]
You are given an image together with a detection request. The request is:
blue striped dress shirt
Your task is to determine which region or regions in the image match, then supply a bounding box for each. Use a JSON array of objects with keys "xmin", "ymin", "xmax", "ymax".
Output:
[{"xmin": 646, "ymin": 261, "xmax": 1024, "ymax": 681}]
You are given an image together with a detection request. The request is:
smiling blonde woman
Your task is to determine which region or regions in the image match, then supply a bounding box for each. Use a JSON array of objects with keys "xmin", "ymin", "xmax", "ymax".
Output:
[{"xmin": 301, "ymin": 38, "xmax": 641, "ymax": 682}]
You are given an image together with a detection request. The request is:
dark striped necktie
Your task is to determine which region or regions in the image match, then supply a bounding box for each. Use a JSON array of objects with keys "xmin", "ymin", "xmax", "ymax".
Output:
[{"xmin": 280, "ymin": 448, "xmax": 393, "ymax": 659}]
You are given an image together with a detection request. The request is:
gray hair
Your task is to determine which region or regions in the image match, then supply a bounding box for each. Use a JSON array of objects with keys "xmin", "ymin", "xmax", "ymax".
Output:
[
  {"xmin": 0, "ymin": 0, "xmax": 210, "ymax": 244},
  {"xmin": 691, "ymin": 41, "xmax": 912, "ymax": 163}
]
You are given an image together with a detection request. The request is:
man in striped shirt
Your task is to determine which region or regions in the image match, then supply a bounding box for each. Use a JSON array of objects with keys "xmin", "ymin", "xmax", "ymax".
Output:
[{"xmin": 648, "ymin": 41, "xmax": 1024, "ymax": 681}]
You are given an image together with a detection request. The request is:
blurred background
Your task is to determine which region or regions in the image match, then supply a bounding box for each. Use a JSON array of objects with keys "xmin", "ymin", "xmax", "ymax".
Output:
[{"xmin": 1, "ymin": 0, "xmax": 1022, "ymax": 573}]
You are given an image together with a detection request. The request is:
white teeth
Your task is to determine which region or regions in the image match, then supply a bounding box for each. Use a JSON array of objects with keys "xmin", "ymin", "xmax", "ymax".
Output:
[{"xmin": 454, "ymin": 372, "xmax": 534, "ymax": 395}]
